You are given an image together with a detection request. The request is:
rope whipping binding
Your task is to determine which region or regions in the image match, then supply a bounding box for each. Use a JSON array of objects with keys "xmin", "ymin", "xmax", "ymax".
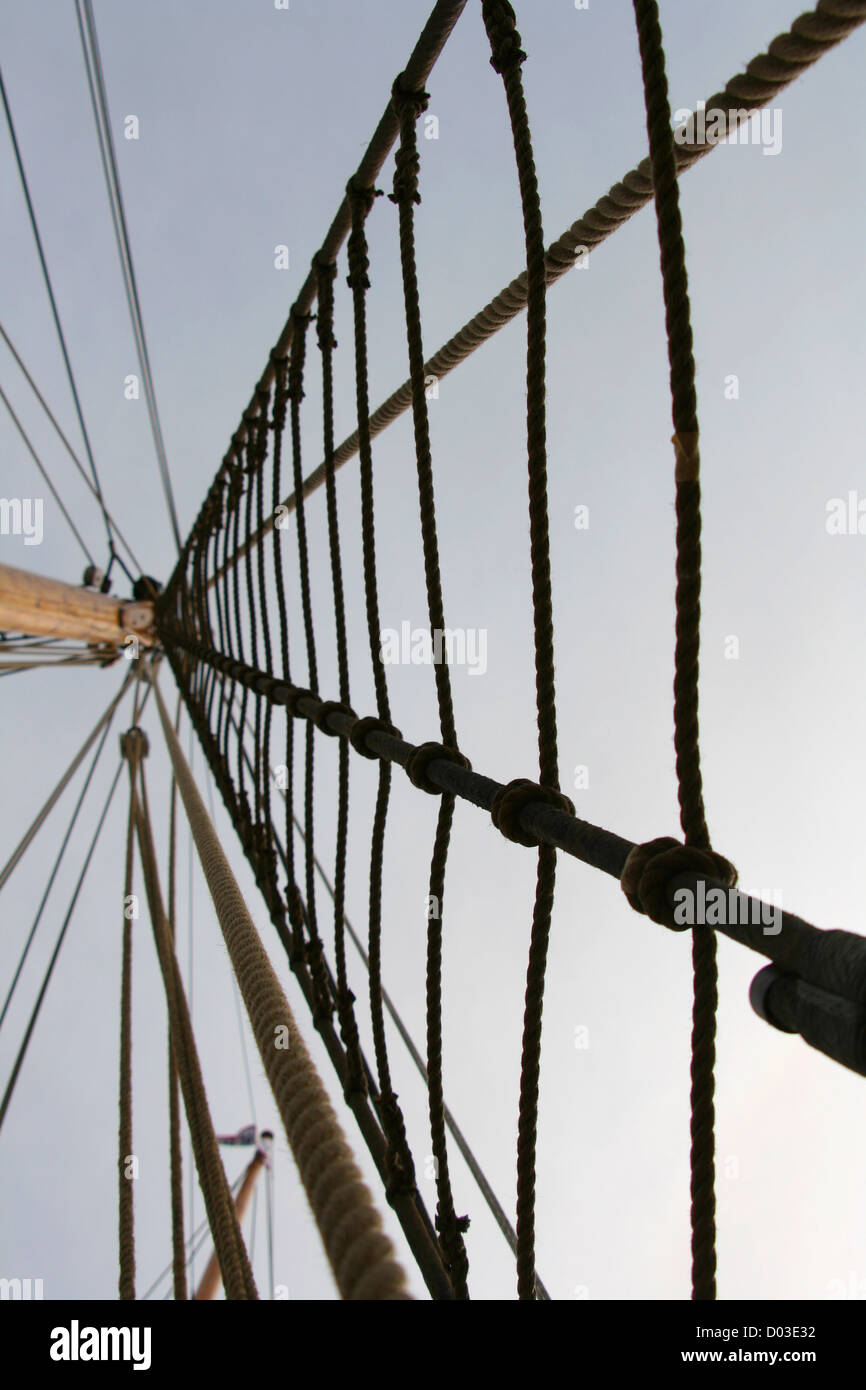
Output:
[{"xmin": 155, "ymin": 0, "xmax": 866, "ymax": 1301}]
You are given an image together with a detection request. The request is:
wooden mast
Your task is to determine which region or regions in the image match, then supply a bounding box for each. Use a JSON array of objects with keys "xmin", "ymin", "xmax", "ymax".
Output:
[
  {"xmin": 0, "ymin": 561, "xmax": 155, "ymax": 648},
  {"xmin": 194, "ymin": 1136, "xmax": 273, "ymax": 1301}
]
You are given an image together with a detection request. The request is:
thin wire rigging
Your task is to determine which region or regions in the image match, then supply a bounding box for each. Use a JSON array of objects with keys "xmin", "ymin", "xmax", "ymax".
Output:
[{"xmin": 74, "ymin": 0, "xmax": 182, "ymax": 553}]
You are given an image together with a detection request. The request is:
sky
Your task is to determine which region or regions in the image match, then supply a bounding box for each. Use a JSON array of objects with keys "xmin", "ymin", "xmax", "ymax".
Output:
[{"xmin": 1, "ymin": 0, "xmax": 865, "ymax": 1303}]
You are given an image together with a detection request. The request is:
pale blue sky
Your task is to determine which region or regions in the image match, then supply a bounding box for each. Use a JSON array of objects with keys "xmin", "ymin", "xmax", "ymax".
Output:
[{"xmin": 1, "ymin": 0, "xmax": 865, "ymax": 1301}]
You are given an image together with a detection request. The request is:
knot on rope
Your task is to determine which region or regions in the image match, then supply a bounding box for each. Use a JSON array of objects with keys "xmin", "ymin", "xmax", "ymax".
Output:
[
  {"xmin": 226, "ymin": 459, "xmax": 245, "ymax": 507},
  {"xmin": 436, "ymin": 1207, "xmax": 470, "ymax": 1292},
  {"xmin": 437, "ymin": 1207, "xmax": 471, "ymax": 1240},
  {"xmin": 314, "ymin": 700, "xmax": 356, "ymax": 735},
  {"xmin": 285, "ymin": 880, "xmax": 307, "ymax": 931},
  {"xmin": 673, "ymin": 430, "xmax": 700, "ymax": 482},
  {"xmin": 389, "ymin": 78, "xmax": 428, "ymax": 209},
  {"xmin": 120, "ymin": 727, "xmax": 149, "ymax": 762},
  {"xmin": 390, "ymin": 73, "xmax": 429, "ymax": 122},
  {"xmin": 490, "ymin": 778, "xmax": 575, "ymax": 847},
  {"xmin": 482, "ymin": 0, "xmax": 527, "ymax": 74},
  {"xmin": 346, "ymin": 180, "xmax": 382, "ymax": 290},
  {"xmin": 251, "ymin": 819, "xmax": 273, "ymax": 864},
  {"xmin": 346, "ymin": 176, "xmax": 382, "ymax": 218},
  {"xmin": 380, "ymin": 1091, "xmax": 417, "ymax": 1200},
  {"xmin": 336, "ymin": 988, "xmax": 368, "ymax": 1101},
  {"xmin": 286, "ymin": 310, "xmax": 314, "ymax": 400},
  {"xmin": 404, "ymin": 741, "xmax": 471, "ymax": 795},
  {"xmin": 389, "ymin": 146, "xmax": 422, "ymax": 207},
  {"xmin": 620, "ymin": 836, "xmax": 738, "ymax": 929},
  {"xmin": 313, "ymin": 255, "xmax": 338, "ymax": 350},
  {"xmin": 349, "ymin": 715, "xmax": 402, "ymax": 759},
  {"xmin": 304, "ymin": 937, "xmax": 334, "ymax": 1021}
]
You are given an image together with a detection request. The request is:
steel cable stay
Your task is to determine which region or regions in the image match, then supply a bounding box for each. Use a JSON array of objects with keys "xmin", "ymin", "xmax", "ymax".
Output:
[
  {"xmin": 0, "ymin": 724, "xmax": 137, "ymax": 1135},
  {"xmin": 137, "ymin": 1167, "xmax": 247, "ymax": 1302},
  {"xmin": 74, "ymin": 0, "xmax": 182, "ymax": 554},
  {"xmin": 0, "ymin": 665, "xmax": 135, "ymax": 895},
  {"xmin": 0, "ymin": 672, "xmax": 135, "ymax": 1028},
  {"xmin": 0, "ymin": 65, "xmax": 133, "ymax": 584},
  {"xmin": 0, "ymin": 381, "xmax": 96, "ymax": 566},
  {"xmin": 0, "ymin": 319, "xmax": 145, "ymax": 578}
]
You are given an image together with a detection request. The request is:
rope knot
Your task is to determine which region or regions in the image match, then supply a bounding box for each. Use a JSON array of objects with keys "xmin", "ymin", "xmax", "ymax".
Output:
[
  {"xmin": 389, "ymin": 143, "xmax": 422, "ymax": 207},
  {"xmin": 304, "ymin": 937, "xmax": 334, "ymax": 1021},
  {"xmin": 405, "ymin": 741, "xmax": 471, "ymax": 795},
  {"xmin": 313, "ymin": 255, "xmax": 338, "ymax": 350},
  {"xmin": 380, "ymin": 1091, "xmax": 417, "ymax": 1200},
  {"xmin": 346, "ymin": 180, "xmax": 382, "ymax": 289},
  {"xmin": 120, "ymin": 727, "xmax": 149, "ymax": 763},
  {"xmin": 346, "ymin": 177, "xmax": 382, "ymax": 217},
  {"xmin": 490, "ymin": 778, "xmax": 575, "ymax": 847},
  {"xmin": 348, "ymin": 715, "xmax": 402, "ymax": 759},
  {"xmin": 390, "ymin": 74, "xmax": 429, "ymax": 122},
  {"xmin": 314, "ymin": 700, "xmax": 355, "ymax": 735},
  {"xmin": 620, "ymin": 836, "xmax": 738, "ymax": 929},
  {"xmin": 482, "ymin": 0, "xmax": 527, "ymax": 74}
]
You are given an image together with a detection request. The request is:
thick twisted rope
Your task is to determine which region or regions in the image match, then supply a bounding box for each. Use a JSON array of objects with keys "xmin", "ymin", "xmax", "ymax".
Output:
[
  {"xmin": 151, "ymin": 673, "xmax": 411, "ymax": 1300},
  {"xmin": 131, "ymin": 756, "xmax": 257, "ymax": 1301},
  {"xmin": 117, "ymin": 733, "xmax": 138, "ymax": 1301},
  {"xmin": 166, "ymin": 722, "xmax": 188, "ymax": 1301}
]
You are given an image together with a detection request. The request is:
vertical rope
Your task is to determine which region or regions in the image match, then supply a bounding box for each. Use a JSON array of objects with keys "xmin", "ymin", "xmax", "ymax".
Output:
[
  {"xmin": 166, "ymin": 706, "xmax": 188, "ymax": 1301},
  {"xmin": 151, "ymin": 673, "xmax": 411, "ymax": 1301},
  {"xmin": 118, "ymin": 744, "xmax": 136, "ymax": 1301},
  {"xmin": 481, "ymin": 0, "xmax": 562, "ymax": 1301},
  {"xmin": 128, "ymin": 745, "xmax": 257, "ymax": 1301},
  {"xmin": 631, "ymin": 0, "xmax": 716, "ymax": 1300},
  {"xmin": 343, "ymin": 175, "xmax": 419, "ymax": 1191},
  {"xmin": 287, "ymin": 312, "xmax": 334, "ymax": 1018},
  {"xmin": 390, "ymin": 74, "xmax": 469, "ymax": 1297},
  {"xmin": 314, "ymin": 255, "xmax": 366, "ymax": 1095}
]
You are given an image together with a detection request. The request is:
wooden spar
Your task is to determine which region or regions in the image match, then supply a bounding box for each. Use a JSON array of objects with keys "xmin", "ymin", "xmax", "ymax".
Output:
[
  {"xmin": 194, "ymin": 1140, "xmax": 271, "ymax": 1301},
  {"xmin": 0, "ymin": 561, "xmax": 155, "ymax": 647}
]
